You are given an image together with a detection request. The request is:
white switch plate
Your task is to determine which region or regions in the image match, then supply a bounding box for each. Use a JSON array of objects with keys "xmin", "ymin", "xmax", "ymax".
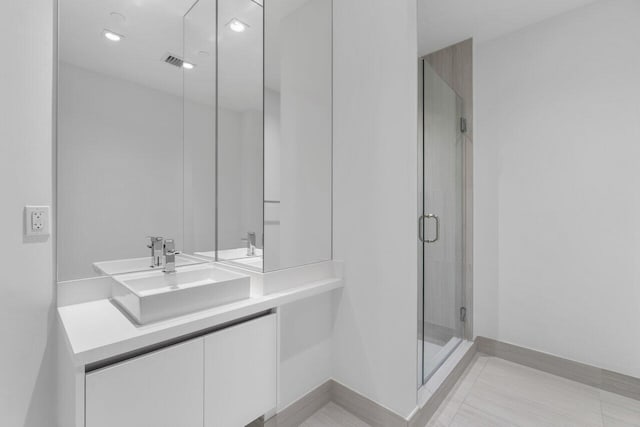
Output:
[{"xmin": 25, "ymin": 206, "xmax": 50, "ymax": 237}]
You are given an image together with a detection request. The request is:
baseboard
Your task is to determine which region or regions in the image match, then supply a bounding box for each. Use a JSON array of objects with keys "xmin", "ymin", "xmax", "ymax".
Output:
[
  {"xmin": 262, "ymin": 338, "xmax": 640, "ymax": 427},
  {"xmin": 263, "ymin": 379, "xmax": 407, "ymax": 427},
  {"xmin": 263, "ymin": 381, "xmax": 332, "ymax": 427},
  {"xmin": 262, "ymin": 341, "xmax": 477, "ymax": 427},
  {"xmin": 477, "ymin": 336, "xmax": 640, "ymax": 401},
  {"xmin": 331, "ymin": 380, "xmax": 407, "ymax": 427}
]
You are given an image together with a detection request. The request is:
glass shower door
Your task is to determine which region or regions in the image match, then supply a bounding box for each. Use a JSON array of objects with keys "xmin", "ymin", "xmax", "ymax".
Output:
[{"xmin": 419, "ymin": 61, "xmax": 465, "ymax": 384}]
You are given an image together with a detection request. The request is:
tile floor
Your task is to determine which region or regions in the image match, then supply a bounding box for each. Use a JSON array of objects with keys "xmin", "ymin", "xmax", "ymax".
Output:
[
  {"xmin": 301, "ymin": 402, "xmax": 371, "ymax": 427},
  {"xmin": 303, "ymin": 355, "xmax": 640, "ymax": 427}
]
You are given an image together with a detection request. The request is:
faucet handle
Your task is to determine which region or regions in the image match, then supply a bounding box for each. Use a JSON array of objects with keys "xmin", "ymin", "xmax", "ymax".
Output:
[
  {"xmin": 163, "ymin": 239, "xmax": 181, "ymax": 255},
  {"xmin": 163, "ymin": 238, "xmax": 175, "ymax": 253},
  {"xmin": 147, "ymin": 236, "xmax": 163, "ymax": 249},
  {"xmin": 241, "ymin": 232, "xmax": 256, "ymax": 242}
]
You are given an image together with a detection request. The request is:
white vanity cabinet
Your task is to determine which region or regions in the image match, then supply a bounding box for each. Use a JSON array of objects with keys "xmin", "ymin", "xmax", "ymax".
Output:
[
  {"xmin": 204, "ymin": 313, "xmax": 277, "ymax": 426},
  {"xmin": 85, "ymin": 339, "xmax": 205, "ymax": 427},
  {"xmin": 83, "ymin": 314, "xmax": 277, "ymax": 427}
]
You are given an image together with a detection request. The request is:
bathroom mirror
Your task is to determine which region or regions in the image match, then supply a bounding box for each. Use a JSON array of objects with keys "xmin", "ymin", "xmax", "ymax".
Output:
[
  {"xmin": 57, "ymin": 0, "xmax": 212, "ymax": 281},
  {"xmin": 262, "ymin": 0, "xmax": 333, "ymax": 271},
  {"xmin": 57, "ymin": 0, "xmax": 332, "ymax": 280},
  {"xmin": 212, "ymin": 0, "xmax": 333, "ymax": 272},
  {"xmin": 214, "ymin": 0, "xmax": 265, "ymax": 270}
]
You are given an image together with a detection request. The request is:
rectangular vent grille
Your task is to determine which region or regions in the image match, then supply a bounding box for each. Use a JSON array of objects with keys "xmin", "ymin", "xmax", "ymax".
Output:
[{"xmin": 163, "ymin": 54, "xmax": 184, "ymax": 68}]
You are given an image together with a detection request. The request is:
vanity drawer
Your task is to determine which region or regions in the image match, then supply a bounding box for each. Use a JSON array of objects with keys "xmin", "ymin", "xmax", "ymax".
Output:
[
  {"xmin": 83, "ymin": 313, "xmax": 277, "ymax": 427},
  {"xmin": 85, "ymin": 339, "xmax": 204, "ymax": 427},
  {"xmin": 204, "ymin": 313, "xmax": 277, "ymax": 427}
]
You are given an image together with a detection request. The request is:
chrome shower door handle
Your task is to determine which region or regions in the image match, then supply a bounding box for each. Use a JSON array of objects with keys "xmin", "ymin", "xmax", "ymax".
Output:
[
  {"xmin": 418, "ymin": 215, "xmax": 426, "ymax": 242},
  {"xmin": 424, "ymin": 214, "xmax": 439, "ymax": 243}
]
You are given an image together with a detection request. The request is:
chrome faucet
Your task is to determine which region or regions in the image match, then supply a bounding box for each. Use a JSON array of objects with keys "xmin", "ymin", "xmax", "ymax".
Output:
[
  {"xmin": 163, "ymin": 239, "xmax": 179, "ymax": 273},
  {"xmin": 241, "ymin": 232, "xmax": 256, "ymax": 256},
  {"xmin": 147, "ymin": 236, "xmax": 164, "ymax": 267}
]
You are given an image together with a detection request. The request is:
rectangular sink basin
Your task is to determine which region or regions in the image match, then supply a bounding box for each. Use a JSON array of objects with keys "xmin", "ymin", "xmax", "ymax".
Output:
[
  {"xmin": 111, "ymin": 265, "xmax": 251, "ymax": 324},
  {"xmin": 94, "ymin": 253, "xmax": 207, "ymax": 276}
]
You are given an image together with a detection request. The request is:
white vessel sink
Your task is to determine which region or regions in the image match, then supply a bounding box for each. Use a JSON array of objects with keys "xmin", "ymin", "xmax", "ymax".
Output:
[
  {"xmin": 111, "ymin": 265, "xmax": 251, "ymax": 324},
  {"xmin": 94, "ymin": 254, "xmax": 206, "ymax": 276}
]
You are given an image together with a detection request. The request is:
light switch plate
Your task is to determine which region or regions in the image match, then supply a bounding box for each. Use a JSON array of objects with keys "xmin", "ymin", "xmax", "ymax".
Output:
[{"xmin": 25, "ymin": 206, "xmax": 50, "ymax": 237}]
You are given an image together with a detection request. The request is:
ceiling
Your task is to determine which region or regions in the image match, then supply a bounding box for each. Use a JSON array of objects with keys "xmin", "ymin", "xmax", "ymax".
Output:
[
  {"xmin": 418, "ymin": 0, "xmax": 600, "ymax": 55},
  {"xmin": 59, "ymin": 0, "xmax": 283, "ymax": 111},
  {"xmin": 60, "ymin": 0, "xmax": 195, "ymax": 100},
  {"xmin": 59, "ymin": 0, "xmax": 600, "ymax": 107}
]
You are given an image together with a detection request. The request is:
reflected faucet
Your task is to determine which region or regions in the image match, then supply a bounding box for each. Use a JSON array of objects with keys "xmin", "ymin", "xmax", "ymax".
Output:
[
  {"xmin": 147, "ymin": 236, "xmax": 164, "ymax": 267},
  {"xmin": 163, "ymin": 239, "xmax": 179, "ymax": 273},
  {"xmin": 242, "ymin": 232, "xmax": 256, "ymax": 256}
]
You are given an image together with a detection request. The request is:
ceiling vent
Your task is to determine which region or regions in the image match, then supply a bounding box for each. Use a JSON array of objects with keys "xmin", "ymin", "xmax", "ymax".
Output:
[{"xmin": 162, "ymin": 53, "xmax": 185, "ymax": 68}]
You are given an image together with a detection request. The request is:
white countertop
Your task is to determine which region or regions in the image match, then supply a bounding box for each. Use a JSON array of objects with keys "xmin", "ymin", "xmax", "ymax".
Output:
[{"xmin": 58, "ymin": 277, "xmax": 342, "ymax": 366}]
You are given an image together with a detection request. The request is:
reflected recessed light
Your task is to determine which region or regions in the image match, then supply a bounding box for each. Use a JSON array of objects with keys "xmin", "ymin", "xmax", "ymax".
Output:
[
  {"xmin": 103, "ymin": 29, "xmax": 123, "ymax": 42},
  {"xmin": 229, "ymin": 18, "xmax": 248, "ymax": 33},
  {"xmin": 182, "ymin": 61, "xmax": 195, "ymax": 70}
]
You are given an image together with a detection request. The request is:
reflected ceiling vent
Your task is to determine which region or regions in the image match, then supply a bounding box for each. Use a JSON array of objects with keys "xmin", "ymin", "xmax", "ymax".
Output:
[
  {"xmin": 162, "ymin": 53, "xmax": 195, "ymax": 70},
  {"xmin": 163, "ymin": 53, "xmax": 184, "ymax": 68}
]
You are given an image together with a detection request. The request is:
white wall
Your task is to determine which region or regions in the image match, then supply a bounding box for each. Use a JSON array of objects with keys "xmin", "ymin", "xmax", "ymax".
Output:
[
  {"xmin": 475, "ymin": 0, "xmax": 640, "ymax": 377},
  {"xmin": 0, "ymin": 0, "xmax": 55, "ymax": 425},
  {"xmin": 278, "ymin": 293, "xmax": 334, "ymax": 410},
  {"xmin": 332, "ymin": 0, "xmax": 419, "ymax": 418}
]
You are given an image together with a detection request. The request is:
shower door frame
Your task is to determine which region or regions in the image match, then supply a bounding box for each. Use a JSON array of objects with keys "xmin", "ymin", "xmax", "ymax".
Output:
[{"xmin": 417, "ymin": 57, "xmax": 473, "ymax": 387}]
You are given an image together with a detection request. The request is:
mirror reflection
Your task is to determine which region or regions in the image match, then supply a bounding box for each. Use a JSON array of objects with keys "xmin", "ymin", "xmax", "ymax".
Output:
[
  {"xmin": 57, "ymin": 0, "xmax": 211, "ymax": 281},
  {"xmin": 57, "ymin": 0, "xmax": 332, "ymax": 280},
  {"xmin": 263, "ymin": 0, "xmax": 332, "ymax": 271},
  {"xmin": 214, "ymin": 0, "xmax": 265, "ymax": 270}
]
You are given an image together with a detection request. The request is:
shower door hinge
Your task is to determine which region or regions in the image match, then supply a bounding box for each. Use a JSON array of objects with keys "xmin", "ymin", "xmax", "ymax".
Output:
[
  {"xmin": 460, "ymin": 306, "xmax": 467, "ymax": 322},
  {"xmin": 460, "ymin": 117, "xmax": 467, "ymax": 134}
]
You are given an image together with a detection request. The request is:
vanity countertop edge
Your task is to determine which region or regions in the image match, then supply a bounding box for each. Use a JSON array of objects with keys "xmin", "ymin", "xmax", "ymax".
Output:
[{"xmin": 58, "ymin": 276, "xmax": 343, "ymax": 367}]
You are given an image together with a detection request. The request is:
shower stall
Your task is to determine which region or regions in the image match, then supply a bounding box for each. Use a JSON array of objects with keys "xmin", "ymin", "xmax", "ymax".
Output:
[{"xmin": 418, "ymin": 58, "xmax": 469, "ymax": 385}]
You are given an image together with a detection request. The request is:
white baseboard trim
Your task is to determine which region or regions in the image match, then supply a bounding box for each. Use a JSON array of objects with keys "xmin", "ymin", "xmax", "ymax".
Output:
[
  {"xmin": 263, "ymin": 338, "xmax": 640, "ymax": 427},
  {"xmin": 262, "ymin": 340, "xmax": 477, "ymax": 427},
  {"xmin": 477, "ymin": 336, "xmax": 640, "ymax": 401}
]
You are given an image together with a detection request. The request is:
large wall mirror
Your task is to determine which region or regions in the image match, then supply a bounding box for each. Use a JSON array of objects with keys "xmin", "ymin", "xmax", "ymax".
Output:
[
  {"xmin": 263, "ymin": 0, "xmax": 332, "ymax": 271},
  {"xmin": 57, "ymin": 0, "xmax": 332, "ymax": 281}
]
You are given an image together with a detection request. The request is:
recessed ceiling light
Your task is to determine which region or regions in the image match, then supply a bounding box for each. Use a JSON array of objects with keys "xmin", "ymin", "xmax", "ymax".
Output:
[
  {"xmin": 228, "ymin": 18, "xmax": 248, "ymax": 33},
  {"xmin": 182, "ymin": 62, "xmax": 195, "ymax": 70},
  {"xmin": 103, "ymin": 29, "xmax": 123, "ymax": 42}
]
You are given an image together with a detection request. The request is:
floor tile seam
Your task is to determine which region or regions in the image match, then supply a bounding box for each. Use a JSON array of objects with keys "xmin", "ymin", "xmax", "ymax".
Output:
[
  {"xmin": 426, "ymin": 355, "xmax": 489, "ymax": 427},
  {"xmin": 458, "ymin": 355, "xmax": 491, "ymax": 409},
  {"xmin": 442, "ymin": 357, "xmax": 494, "ymax": 427},
  {"xmin": 467, "ymin": 376, "xmax": 606, "ymax": 425},
  {"xmin": 460, "ymin": 400, "xmax": 523, "ymax": 427}
]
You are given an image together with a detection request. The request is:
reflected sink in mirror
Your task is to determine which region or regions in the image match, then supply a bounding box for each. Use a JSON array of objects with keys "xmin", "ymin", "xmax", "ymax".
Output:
[
  {"xmin": 195, "ymin": 248, "xmax": 263, "ymax": 260},
  {"xmin": 93, "ymin": 253, "xmax": 207, "ymax": 277},
  {"xmin": 111, "ymin": 265, "xmax": 251, "ymax": 324},
  {"xmin": 195, "ymin": 248, "xmax": 264, "ymax": 271},
  {"xmin": 231, "ymin": 257, "xmax": 263, "ymax": 270}
]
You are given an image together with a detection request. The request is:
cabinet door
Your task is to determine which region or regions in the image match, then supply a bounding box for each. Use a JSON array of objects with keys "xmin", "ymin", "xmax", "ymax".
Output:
[
  {"xmin": 204, "ymin": 314, "xmax": 277, "ymax": 427},
  {"xmin": 86, "ymin": 339, "xmax": 204, "ymax": 427}
]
